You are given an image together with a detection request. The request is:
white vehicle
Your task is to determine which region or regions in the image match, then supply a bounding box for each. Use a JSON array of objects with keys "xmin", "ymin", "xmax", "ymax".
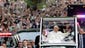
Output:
[{"xmin": 40, "ymin": 17, "xmax": 78, "ymax": 48}]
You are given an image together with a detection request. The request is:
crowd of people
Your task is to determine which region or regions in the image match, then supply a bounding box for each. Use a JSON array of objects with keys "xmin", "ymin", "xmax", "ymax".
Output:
[
  {"xmin": 17, "ymin": 39, "xmax": 35, "ymax": 48},
  {"xmin": 0, "ymin": 0, "xmax": 40, "ymax": 48},
  {"xmin": 0, "ymin": 0, "xmax": 41, "ymax": 34},
  {"xmin": 0, "ymin": 39, "xmax": 35, "ymax": 48},
  {"xmin": 0, "ymin": 35, "xmax": 40, "ymax": 48},
  {"xmin": 0, "ymin": 0, "xmax": 85, "ymax": 48},
  {"xmin": 0, "ymin": 0, "xmax": 85, "ymax": 33},
  {"xmin": 45, "ymin": 0, "xmax": 85, "ymax": 17}
]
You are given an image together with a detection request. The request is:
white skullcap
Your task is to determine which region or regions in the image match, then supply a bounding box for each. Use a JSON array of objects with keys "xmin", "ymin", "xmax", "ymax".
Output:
[{"xmin": 54, "ymin": 25, "xmax": 59, "ymax": 29}]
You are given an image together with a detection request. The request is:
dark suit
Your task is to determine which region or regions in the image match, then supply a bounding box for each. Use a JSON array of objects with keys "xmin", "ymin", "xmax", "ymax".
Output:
[{"xmin": 35, "ymin": 35, "xmax": 40, "ymax": 48}]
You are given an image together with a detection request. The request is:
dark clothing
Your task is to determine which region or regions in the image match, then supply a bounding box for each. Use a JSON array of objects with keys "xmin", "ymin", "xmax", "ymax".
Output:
[
  {"xmin": 83, "ymin": 35, "xmax": 85, "ymax": 48},
  {"xmin": 35, "ymin": 35, "xmax": 40, "ymax": 48},
  {"xmin": 32, "ymin": 23, "xmax": 40, "ymax": 28}
]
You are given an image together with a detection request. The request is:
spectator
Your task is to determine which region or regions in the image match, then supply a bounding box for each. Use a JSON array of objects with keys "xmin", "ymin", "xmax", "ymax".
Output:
[
  {"xmin": 17, "ymin": 41, "xmax": 23, "ymax": 48},
  {"xmin": 41, "ymin": 29, "xmax": 48, "ymax": 43},
  {"xmin": 32, "ymin": 16, "xmax": 40, "ymax": 29},
  {"xmin": 22, "ymin": 39, "xmax": 32, "ymax": 48},
  {"xmin": 29, "ymin": 40, "xmax": 35, "ymax": 48},
  {"xmin": 0, "ymin": 43, "xmax": 7, "ymax": 48},
  {"xmin": 63, "ymin": 23, "xmax": 73, "ymax": 33}
]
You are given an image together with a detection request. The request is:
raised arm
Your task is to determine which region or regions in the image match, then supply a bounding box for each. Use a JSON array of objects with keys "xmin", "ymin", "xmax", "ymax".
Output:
[{"xmin": 79, "ymin": 28, "xmax": 85, "ymax": 34}]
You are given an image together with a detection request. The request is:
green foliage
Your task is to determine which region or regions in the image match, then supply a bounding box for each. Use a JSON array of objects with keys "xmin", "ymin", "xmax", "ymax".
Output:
[
  {"xmin": 24, "ymin": 0, "xmax": 34, "ymax": 7},
  {"xmin": 24, "ymin": 0, "xmax": 46, "ymax": 9}
]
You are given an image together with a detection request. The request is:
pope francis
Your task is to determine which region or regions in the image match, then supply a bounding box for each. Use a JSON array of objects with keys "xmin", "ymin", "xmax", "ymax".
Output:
[{"xmin": 47, "ymin": 25, "xmax": 68, "ymax": 43}]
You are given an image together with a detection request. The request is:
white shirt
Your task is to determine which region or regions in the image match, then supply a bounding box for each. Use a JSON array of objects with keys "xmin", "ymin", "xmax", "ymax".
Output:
[
  {"xmin": 47, "ymin": 31, "xmax": 65, "ymax": 43},
  {"xmin": 42, "ymin": 35, "xmax": 47, "ymax": 42}
]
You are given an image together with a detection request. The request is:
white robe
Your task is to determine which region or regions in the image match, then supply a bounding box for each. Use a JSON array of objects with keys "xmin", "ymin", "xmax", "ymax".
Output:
[{"xmin": 47, "ymin": 31, "xmax": 65, "ymax": 43}]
